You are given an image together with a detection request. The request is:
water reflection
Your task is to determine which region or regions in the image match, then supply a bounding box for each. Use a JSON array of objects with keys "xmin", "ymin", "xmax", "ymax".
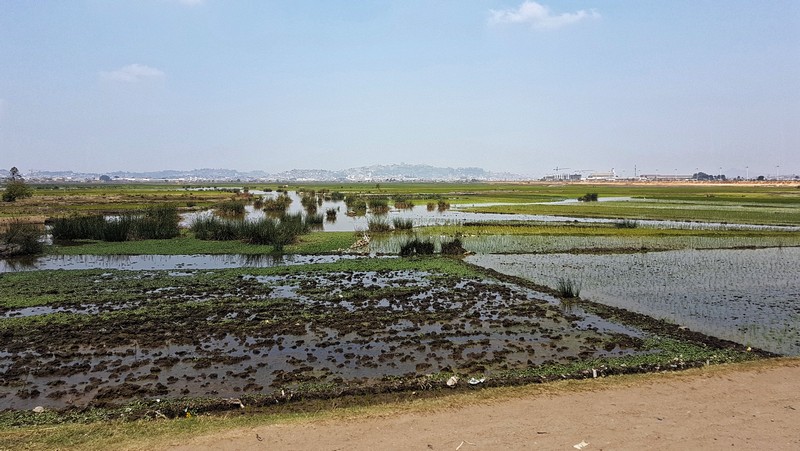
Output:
[
  {"xmin": 180, "ymin": 191, "xmax": 800, "ymax": 233},
  {"xmin": 0, "ymin": 253, "xmax": 371, "ymax": 273}
]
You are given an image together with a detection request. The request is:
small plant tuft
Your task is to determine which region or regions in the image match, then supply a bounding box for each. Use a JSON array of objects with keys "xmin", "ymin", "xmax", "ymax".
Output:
[{"xmin": 556, "ymin": 277, "xmax": 582, "ymax": 298}]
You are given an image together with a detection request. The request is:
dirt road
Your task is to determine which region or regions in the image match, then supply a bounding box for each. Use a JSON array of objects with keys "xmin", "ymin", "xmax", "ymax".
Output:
[{"xmin": 168, "ymin": 359, "xmax": 799, "ymax": 451}]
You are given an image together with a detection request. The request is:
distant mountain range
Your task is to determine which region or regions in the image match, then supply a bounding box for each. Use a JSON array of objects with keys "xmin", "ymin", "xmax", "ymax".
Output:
[{"xmin": 19, "ymin": 164, "xmax": 527, "ymax": 182}]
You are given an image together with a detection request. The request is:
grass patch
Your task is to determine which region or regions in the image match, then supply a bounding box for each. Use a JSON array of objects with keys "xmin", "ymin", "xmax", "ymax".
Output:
[
  {"xmin": 556, "ymin": 277, "xmax": 581, "ymax": 298},
  {"xmin": 49, "ymin": 232, "xmax": 357, "ymax": 255}
]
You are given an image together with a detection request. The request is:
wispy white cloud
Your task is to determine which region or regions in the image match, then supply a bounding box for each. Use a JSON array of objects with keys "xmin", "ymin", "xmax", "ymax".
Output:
[
  {"xmin": 489, "ymin": 1, "xmax": 600, "ymax": 30},
  {"xmin": 100, "ymin": 64, "xmax": 165, "ymax": 83}
]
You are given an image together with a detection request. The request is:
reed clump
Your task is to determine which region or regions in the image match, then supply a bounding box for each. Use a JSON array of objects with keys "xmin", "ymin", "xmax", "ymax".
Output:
[
  {"xmin": 190, "ymin": 212, "xmax": 314, "ymax": 251},
  {"xmin": 368, "ymin": 198, "xmax": 389, "ymax": 214},
  {"xmin": 393, "ymin": 196, "xmax": 414, "ymax": 209},
  {"xmin": 399, "ymin": 238, "xmax": 435, "ymax": 256},
  {"xmin": 50, "ymin": 205, "xmax": 180, "ymax": 242},
  {"xmin": 615, "ymin": 219, "xmax": 638, "ymax": 229},
  {"xmin": 367, "ymin": 217, "xmax": 392, "ymax": 233},
  {"xmin": 0, "ymin": 220, "xmax": 44, "ymax": 256},
  {"xmin": 263, "ymin": 194, "xmax": 292, "ymax": 213},
  {"xmin": 216, "ymin": 200, "xmax": 246, "ymax": 216},
  {"xmin": 440, "ymin": 238, "xmax": 466, "ymax": 255},
  {"xmin": 325, "ymin": 208, "xmax": 338, "ymax": 221},
  {"xmin": 392, "ymin": 218, "xmax": 413, "ymax": 230},
  {"xmin": 556, "ymin": 277, "xmax": 582, "ymax": 298}
]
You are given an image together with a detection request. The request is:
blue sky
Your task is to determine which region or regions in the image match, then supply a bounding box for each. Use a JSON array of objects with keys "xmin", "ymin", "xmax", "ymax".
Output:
[{"xmin": 1, "ymin": 1, "xmax": 798, "ymax": 177}]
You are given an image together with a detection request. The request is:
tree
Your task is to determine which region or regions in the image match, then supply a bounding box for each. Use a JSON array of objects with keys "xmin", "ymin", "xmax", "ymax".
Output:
[{"xmin": 2, "ymin": 167, "xmax": 33, "ymax": 202}]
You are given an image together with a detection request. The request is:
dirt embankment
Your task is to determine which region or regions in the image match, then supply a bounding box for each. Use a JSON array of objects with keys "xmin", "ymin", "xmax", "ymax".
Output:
[{"xmin": 167, "ymin": 359, "xmax": 800, "ymax": 451}]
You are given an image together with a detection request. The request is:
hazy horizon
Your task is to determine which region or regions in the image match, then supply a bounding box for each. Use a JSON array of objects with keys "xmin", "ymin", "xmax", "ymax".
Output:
[{"xmin": 2, "ymin": 1, "xmax": 798, "ymax": 178}]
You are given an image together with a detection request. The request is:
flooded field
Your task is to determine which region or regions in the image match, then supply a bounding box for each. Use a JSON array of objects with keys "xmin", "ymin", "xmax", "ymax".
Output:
[
  {"xmin": 370, "ymin": 233, "xmax": 800, "ymax": 255},
  {"xmin": 467, "ymin": 247, "xmax": 800, "ymax": 356},
  {"xmin": 0, "ymin": 254, "xmax": 365, "ymax": 273},
  {"xmin": 0, "ymin": 258, "xmax": 753, "ymax": 412},
  {"xmin": 182, "ymin": 191, "xmax": 800, "ymax": 233}
]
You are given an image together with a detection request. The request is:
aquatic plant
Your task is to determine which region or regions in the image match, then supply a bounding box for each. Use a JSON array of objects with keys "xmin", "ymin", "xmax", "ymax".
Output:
[
  {"xmin": 326, "ymin": 208, "xmax": 338, "ymax": 221},
  {"xmin": 0, "ymin": 220, "xmax": 44, "ymax": 256},
  {"xmin": 263, "ymin": 194, "xmax": 292, "ymax": 212},
  {"xmin": 399, "ymin": 237, "xmax": 435, "ymax": 256},
  {"xmin": 50, "ymin": 205, "xmax": 179, "ymax": 242},
  {"xmin": 216, "ymin": 200, "xmax": 246, "ymax": 216},
  {"xmin": 615, "ymin": 219, "xmax": 638, "ymax": 229},
  {"xmin": 305, "ymin": 213, "xmax": 324, "ymax": 228},
  {"xmin": 392, "ymin": 218, "xmax": 413, "ymax": 230},
  {"xmin": 368, "ymin": 217, "xmax": 392, "ymax": 233},
  {"xmin": 101, "ymin": 216, "xmax": 133, "ymax": 242},
  {"xmin": 393, "ymin": 196, "xmax": 414, "ymax": 209},
  {"xmin": 346, "ymin": 198, "xmax": 367, "ymax": 216},
  {"xmin": 556, "ymin": 277, "xmax": 582, "ymax": 298},
  {"xmin": 440, "ymin": 238, "xmax": 466, "ymax": 255},
  {"xmin": 368, "ymin": 198, "xmax": 389, "ymax": 214},
  {"xmin": 133, "ymin": 205, "xmax": 180, "ymax": 240},
  {"xmin": 51, "ymin": 215, "xmax": 106, "ymax": 240},
  {"xmin": 190, "ymin": 216, "xmax": 242, "ymax": 241}
]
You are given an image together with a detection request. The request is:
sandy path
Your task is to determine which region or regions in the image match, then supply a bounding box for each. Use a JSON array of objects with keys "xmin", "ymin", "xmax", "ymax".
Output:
[{"xmin": 168, "ymin": 360, "xmax": 800, "ymax": 451}]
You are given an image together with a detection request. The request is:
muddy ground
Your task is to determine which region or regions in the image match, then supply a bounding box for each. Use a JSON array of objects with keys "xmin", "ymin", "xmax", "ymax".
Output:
[{"xmin": 0, "ymin": 259, "xmax": 760, "ymax": 418}]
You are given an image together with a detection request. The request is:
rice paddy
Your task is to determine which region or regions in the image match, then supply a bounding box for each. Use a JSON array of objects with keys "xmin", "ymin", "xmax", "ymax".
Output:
[{"xmin": 0, "ymin": 181, "xmax": 797, "ymax": 426}]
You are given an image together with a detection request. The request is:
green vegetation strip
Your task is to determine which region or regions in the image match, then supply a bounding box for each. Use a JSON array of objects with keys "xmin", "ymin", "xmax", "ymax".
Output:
[{"xmin": 50, "ymin": 231, "xmax": 357, "ymax": 255}]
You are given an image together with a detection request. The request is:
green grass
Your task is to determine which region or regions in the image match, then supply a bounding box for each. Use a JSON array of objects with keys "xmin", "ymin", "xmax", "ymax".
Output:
[
  {"xmin": 467, "ymin": 200, "xmax": 800, "ymax": 225},
  {"xmin": 49, "ymin": 232, "xmax": 358, "ymax": 255},
  {"xmin": 422, "ymin": 222, "xmax": 799, "ymax": 238}
]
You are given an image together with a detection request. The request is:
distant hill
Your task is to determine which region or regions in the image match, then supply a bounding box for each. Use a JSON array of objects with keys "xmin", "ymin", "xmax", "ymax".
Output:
[{"xmin": 26, "ymin": 164, "xmax": 526, "ymax": 182}]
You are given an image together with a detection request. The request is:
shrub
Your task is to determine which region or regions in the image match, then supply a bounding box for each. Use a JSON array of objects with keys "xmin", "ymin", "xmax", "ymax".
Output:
[
  {"xmin": 578, "ymin": 193, "xmax": 599, "ymax": 202},
  {"xmin": 1, "ymin": 180, "xmax": 33, "ymax": 202}
]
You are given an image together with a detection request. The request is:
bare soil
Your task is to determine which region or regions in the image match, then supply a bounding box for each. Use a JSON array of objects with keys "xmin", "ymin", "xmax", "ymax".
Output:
[{"xmin": 167, "ymin": 358, "xmax": 800, "ymax": 451}]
